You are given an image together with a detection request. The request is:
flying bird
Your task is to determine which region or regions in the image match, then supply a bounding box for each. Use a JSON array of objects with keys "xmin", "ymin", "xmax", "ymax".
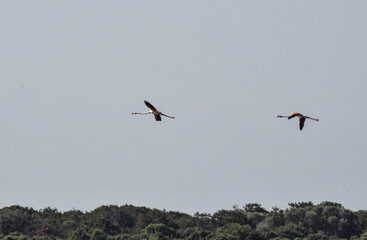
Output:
[
  {"xmin": 277, "ymin": 112, "xmax": 319, "ymax": 130},
  {"xmin": 132, "ymin": 100, "xmax": 175, "ymax": 121}
]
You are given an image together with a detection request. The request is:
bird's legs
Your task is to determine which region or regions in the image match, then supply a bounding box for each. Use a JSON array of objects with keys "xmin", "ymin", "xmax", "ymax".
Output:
[
  {"xmin": 160, "ymin": 113, "xmax": 175, "ymax": 119},
  {"xmin": 304, "ymin": 116, "xmax": 319, "ymax": 121}
]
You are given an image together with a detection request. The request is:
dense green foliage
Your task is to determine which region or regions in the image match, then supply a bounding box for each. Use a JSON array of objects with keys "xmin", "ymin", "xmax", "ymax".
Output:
[{"xmin": 0, "ymin": 202, "xmax": 366, "ymax": 240}]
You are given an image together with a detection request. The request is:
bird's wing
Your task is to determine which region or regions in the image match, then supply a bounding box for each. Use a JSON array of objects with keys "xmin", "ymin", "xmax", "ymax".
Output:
[
  {"xmin": 154, "ymin": 114, "xmax": 162, "ymax": 121},
  {"xmin": 144, "ymin": 100, "xmax": 157, "ymax": 111},
  {"xmin": 288, "ymin": 112, "xmax": 301, "ymax": 119},
  {"xmin": 299, "ymin": 118, "xmax": 305, "ymax": 130}
]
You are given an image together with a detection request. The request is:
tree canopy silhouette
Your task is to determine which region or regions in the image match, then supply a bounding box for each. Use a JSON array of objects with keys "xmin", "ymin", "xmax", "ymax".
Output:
[{"xmin": 0, "ymin": 202, "xmax": 366, "ymax": 240}]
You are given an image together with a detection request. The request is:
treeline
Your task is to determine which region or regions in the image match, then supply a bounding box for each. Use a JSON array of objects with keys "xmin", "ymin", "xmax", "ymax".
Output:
[{"xmin": 0, "ymin": 202, "xmax": 367, "ymax": 240}]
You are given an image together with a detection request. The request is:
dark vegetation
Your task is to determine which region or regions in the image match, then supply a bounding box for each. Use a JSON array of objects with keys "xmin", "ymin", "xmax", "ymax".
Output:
[{"xmin": 1, "ymin": 202, "xmax": 367, "ymax": 240}]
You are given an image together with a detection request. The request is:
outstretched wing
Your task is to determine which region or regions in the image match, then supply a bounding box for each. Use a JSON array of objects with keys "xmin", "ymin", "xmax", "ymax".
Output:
[
  {"xmin": 299, "ymin": 118, "xmax": 305, "ymax": 130},
  {"xmin": 144, "ymin": 100, "xmax": 157, "ymax": 111},
  {"xmin": 154, "ymin": 114, "xmax": 161, "ymax": 121}
]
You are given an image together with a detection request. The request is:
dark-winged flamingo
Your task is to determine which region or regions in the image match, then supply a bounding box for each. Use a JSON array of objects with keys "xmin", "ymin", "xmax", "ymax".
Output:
[
  {"xmin": 132, "ymin": 100, "xmax": 175, "ymax": 121},
  {"xmin": 277, "ymin": 112, "xmax": 319, "ymax": 130}
]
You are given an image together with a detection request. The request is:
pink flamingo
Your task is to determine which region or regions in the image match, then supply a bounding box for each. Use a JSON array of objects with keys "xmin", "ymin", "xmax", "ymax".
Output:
[
  {"xmin": 277, "ymin": 112, "xmax": 319, "ymax": 130},
  {"xmin": 132, "ymin": 100, "xmax": 175, "ymax": 121}
]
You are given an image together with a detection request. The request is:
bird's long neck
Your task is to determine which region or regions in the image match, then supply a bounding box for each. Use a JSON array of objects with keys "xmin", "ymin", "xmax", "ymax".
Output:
[{"xmin": 132, "ymin": 111, "xmax": 151, "ymax": 115}]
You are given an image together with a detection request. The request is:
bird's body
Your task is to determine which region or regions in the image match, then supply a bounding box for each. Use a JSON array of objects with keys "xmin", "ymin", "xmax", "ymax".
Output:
[
  {"xmin": 277, "ymin": 112, "xmax": 319, "ymax": 130},
  {"xmin": 132, "ymin": 100, "xmax": 175, "ymax": 121}
]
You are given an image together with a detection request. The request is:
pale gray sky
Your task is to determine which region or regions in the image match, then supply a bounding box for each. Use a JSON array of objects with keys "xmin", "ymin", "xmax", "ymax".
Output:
[{"xmin": 1, "ymin": 1, "xmax": 366, "ymax": 214}]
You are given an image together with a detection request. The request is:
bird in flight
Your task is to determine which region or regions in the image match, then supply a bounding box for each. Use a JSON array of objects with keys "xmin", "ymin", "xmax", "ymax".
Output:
[
  {"xmin": 132, "ymin": 100, "xmax": 175, "ymax": 121},
  {"xmin": 277, "ymin": 112, "xmax": 319, "ymax": 130}
]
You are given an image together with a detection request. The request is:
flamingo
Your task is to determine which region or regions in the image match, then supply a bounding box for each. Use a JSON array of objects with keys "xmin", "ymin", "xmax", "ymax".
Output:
[
  {"xmin": 132, "ymin": 100, "xmax": 175, "ymax": 121},
  {"xmin": 277, "ymin": 112, "xmax": 319, "ymax": 130}
]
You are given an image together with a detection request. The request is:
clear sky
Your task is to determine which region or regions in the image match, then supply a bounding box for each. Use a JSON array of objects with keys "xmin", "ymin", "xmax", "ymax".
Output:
[{"xmin": 1, "ymin": 1, "xmax": 366, "ymax": 214}]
